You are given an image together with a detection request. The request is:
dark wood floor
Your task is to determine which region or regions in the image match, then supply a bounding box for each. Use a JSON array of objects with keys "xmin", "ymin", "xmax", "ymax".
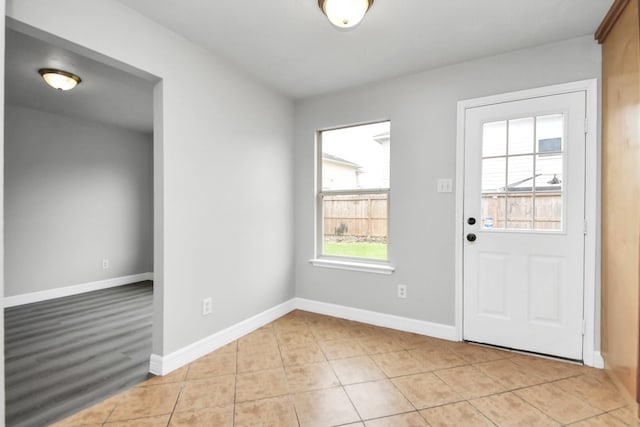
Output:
[{"xmin": 4, "ymin": 281, "xmax": 153, "ymax": 427}]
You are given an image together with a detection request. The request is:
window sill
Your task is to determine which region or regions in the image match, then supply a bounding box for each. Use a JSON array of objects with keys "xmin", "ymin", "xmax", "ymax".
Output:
[{"xmin": 309, "ymin": 258, "xmax": 395, "ymax": 275}]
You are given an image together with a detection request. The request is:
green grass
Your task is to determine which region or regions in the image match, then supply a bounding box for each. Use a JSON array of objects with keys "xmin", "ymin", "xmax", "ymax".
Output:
[{"xmin": 324, "ymin": 242, "xmax": 387, "ymax": 260}]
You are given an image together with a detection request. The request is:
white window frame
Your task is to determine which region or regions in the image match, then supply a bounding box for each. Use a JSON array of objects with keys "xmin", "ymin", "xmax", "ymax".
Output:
[{"xmin": 310, "ymin": 122, "xmax": 395, "ymax": 275}]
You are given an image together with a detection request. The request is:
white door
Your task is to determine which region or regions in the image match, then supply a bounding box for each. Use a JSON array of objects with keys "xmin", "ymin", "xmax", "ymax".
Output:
[{"xmin": 463, "ymin": 91, "xmax": 586, "ymax": 360}]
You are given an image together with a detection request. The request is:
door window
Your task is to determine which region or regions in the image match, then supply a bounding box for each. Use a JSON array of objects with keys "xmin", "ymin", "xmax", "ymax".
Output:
[{"xmin": 480, "ymin": 114, "xmax": 564, "ymax": 231}]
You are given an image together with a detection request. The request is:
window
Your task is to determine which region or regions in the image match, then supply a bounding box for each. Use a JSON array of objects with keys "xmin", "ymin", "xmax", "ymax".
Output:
[
  {"xmin": 481, "ymin": 114, "xmax": 564, "ymax": 231},
  {"xmin": 317, "ymin": 121, "xmax": 390, "ymax": 262}
]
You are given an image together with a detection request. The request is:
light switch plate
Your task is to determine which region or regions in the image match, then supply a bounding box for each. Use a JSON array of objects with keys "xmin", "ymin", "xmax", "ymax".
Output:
[{"xmin": 437, "ymin": 179, "xmax": 453, "ymax": 193}]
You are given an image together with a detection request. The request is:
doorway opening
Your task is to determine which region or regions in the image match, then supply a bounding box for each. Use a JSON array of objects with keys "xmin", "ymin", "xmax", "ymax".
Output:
[{"xmin": 4, "ymin": 23, "xmax": 161, "ymax": 425}]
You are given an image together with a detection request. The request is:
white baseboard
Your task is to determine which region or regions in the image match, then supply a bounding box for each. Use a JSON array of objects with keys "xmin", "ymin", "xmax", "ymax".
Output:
[
  {"xmin": 295, "ymin": 298, "xmax": 458, "ymax": 341},
  {"xmin": 590, "ymin": 351, "xmax": 604, "ymax": 369},
  {"xmin": 4, "ymin": 272, "xmax": 154, "ymax": 308},
  {"xmin": 149, "ymin": 299, "xmax": 298, "ymax": 375},
  {"xmin": 150, "ymin": 297, "xmax": 458, "ymax": 376}
]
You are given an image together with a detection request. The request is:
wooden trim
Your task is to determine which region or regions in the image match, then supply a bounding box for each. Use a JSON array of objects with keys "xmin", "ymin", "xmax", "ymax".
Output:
[{"xmin": 596, "ymin": 0, "xmax": 632, "ymax": 43}]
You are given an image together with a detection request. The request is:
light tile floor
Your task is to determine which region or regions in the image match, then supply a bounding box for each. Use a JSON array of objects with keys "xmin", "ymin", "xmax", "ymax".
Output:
[{"xmin": 51, "ymin": 310, "xmax": 639, "ymax": 426}]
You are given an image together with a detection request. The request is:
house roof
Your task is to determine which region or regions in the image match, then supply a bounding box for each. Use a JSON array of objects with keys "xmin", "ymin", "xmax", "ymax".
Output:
[{"xmin": 322, "ymin": 153, "xmax": 361, "ymax": 169}]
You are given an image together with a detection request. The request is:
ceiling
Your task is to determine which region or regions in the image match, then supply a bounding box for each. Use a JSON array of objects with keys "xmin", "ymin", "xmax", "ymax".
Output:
[
  {"xmin": 5, "ymin": 28, "xmax": 154, "ymax": 134},
  {"xmin": 6, "ymin": 1, "xmax": 613, "ymax": 133},
  {"xmin": 117, "ymin": 0, "xmax": 613, "ymax": 99}
]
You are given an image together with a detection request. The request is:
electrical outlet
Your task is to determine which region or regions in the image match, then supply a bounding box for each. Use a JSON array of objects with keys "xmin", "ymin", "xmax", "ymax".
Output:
[
  {"xmin": 202, "ymin": 297, "xmax": 213, "ymax": 316},
  {"xmin": 102, "ymin": 259, "xmax": 109, "ymax": 269},
  {"xmin": 397, "ymin": 284, "xmax": 407, "ymax": 299},
  {"xmin": 437, "ymin": 178, "xmax": 453, "ymax": 193}
]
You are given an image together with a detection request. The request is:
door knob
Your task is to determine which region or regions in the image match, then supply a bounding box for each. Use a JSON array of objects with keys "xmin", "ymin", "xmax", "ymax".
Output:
[
  {"xmin": 467, "ymin": 217, "xmax": 476, "ymax": 225},
  {"xmin": 466, "ymin": 233, "xmax": 477, "ymax": 242}
]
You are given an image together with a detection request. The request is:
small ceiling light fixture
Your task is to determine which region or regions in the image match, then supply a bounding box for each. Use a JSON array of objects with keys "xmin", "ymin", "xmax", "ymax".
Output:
[
  {"xmin": 38, "ymin": 68, "xmax": 82, "ymax": 91},
  {"xmin": 318, "ymin": 0, "xmax": 374, "ymax": 29}
]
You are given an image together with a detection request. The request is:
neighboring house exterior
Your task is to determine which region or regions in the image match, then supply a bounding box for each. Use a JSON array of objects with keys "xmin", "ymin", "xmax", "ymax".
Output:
[{"xmin": 322, "ymin": 153, "xmax": 361, "ymax": 190}]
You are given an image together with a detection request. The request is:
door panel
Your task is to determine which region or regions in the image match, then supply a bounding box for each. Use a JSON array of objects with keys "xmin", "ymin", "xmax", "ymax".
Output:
[
  {"xmin": 477, "ymin": 252, "xmax": 509, "ymax": 318},
  {"xmin": 463, "ymin": 91, "xmax": 586, "ymax": 360}
]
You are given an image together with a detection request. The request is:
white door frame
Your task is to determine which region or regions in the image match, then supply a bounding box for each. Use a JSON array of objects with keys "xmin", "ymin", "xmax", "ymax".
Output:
[{"xmin": 454, "ymin": 79, "xmax": 600, "ymax": 367}]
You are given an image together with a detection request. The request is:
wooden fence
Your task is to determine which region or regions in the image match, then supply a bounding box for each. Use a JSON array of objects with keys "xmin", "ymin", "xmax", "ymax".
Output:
[
  {"xmin": 323, "ymin": 192, "xmax": 562, "ymax": 238},
  {"xmin": 481, "ymin": 192, "xmax": 562, "ymax": 230},
  {"xmin": 323, "ymin": 194, "xmax": 388, "ymax": 238}
]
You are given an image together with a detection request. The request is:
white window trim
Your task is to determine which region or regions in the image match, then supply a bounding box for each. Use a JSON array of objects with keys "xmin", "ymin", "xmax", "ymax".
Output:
[
  {"xmin": 309, "ymin": 258, "xmax": 395, "ymax": 275},
  {"xmin": 313, "ymin": 123, "xmax": 394, "ymax": 273}
]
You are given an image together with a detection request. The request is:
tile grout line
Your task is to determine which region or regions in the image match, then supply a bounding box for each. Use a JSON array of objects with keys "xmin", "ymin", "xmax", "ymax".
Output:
[
  {"xmin": 164, "ymin": 385, "xmax": 185, "ymax": 427},
  {"xmin": 232, "ymin": 339, "xmax": 239, "ymax": 427},
  {"xmin": 275, "ymin": 320, "xmax": 302, "ymax": 426}
]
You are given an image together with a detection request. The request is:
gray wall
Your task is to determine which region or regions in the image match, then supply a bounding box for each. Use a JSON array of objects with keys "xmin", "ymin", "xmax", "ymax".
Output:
[
  {"xmin": 5, "ymin": 104, "xmax": 153, "ymax": 296},
  {"xmin": 8, "ymin": 0, "xmax": 295, "ymax": 355},
  {"xmin": 294, "ymin": 36, "xmax": 601, "ymax": 329}
]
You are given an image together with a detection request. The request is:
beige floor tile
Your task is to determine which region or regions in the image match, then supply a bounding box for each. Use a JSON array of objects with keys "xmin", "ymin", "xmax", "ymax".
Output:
[
  {"xmin": 359, "ymin": 337, "xmax": 405, "ymax": 354},
  {"xmin": 237, "ymin": 343, "xmax": 283, "ymax": 373},
  {"xmin": 407, "ymin": 347, "xmax": 466, "ymax": 371},
  {"xmin": 475, "ymin": 358, "xmax": 546, "ymax": 389},
  {"xmin": 371, "ymin": 351, "xmax": 425, "ymax": 378},
  {"xmin": 448, "ymin": 342, "xmax": 511, "ymax": 364},
  {"xmin": 319, "ymin": 338, "xmax": 367, "ymax": 360},
  {"xmin": 272, "ymin": 314, "xmax": 309, "ymax": 330},
  {"xmin": 276, "ymin": 328, "xmax": 316, "ymax": 347},
  {"xmin": 280, "ymin": 342, "xmax": 326, "ymax": 366},
  {"xmin": 608, "ymin": 406, "xmax": 640, "ymax": 426},
  {"xmin": 349, "ymin": 324, "xmax": 384, "ymax": 340},
  {"xmin": 185, "ymin": 351, "xmax": 236, "ymax": 380},
  {"xmin": 50, "ymin": 394, "xmax": 122, "ymax": 426},
  {"xmin": 515, "ymin": 382, "xmax": 602, "ymax": 424},
  {"xmin": 234, "ymin": 396, "xmax": 299, "ymax": 427},
  {"xmin": 52, "ymin": 312, "xmax": 634, "ymax": 427},
  {"xmin": 384, "ymin": 331, "xmax": 435, "ymax": 350},
  {"xmin": 169, "ymin": 405, "xmax": 233, "ymax": 426},
  {"xmin": 471, "ymin": 392, "xmax": 560, "ymax": 426},
  {"xmin": 434, "ymin": 365, "xmax": 509, "ymax": 399},
  {"xmin": 173, "ymin": 374, "xmax": 235, "ymax": 413},
  {"xmin": 53, "ymin": 423, "xmax": 102, "ymax": 427},
  {"xmin": 285, "ymin": 361, "xmax": 340, "ymax": 392},
  {"xmin": 345, "ymin": 379, "xmax": 414, "ymax": 420},
  {"xmin": 556, "ymin": 373, "xmax": 628, "ymax": 412},
  {"xmin": 104, "ymin": 415, "xmax": 170, "ymax": 427},
  {"xmin": 330, "ymin": 356, "xmax": 387, "ymax": 385},
  {"xmin": 407, "ymin": 335, "xmax": 452, "ymax": 350},
  {"xmin": 568, "ymin": 413, "xmax": 629, "ymax": 426},
  {"xmin": 107, "ymin": 383, "xmax": 181, "ymax": 422},
  {"xmin": 420, "ymin": 401, "xmax": 494, "ymax": 427},
  {"xmin": 235, "ymin": 368, "xmax": 289, "ymax": 402},
  {"xmin": 293, "ymin": 387, "xmax": 361, "ymax": 427},
  {"xmin": 238, "ymin": 328, "xmax": 278, "ymax": 349},
  {"xmin": 392, "ymin": 372, "xmax": 462, "ymax": 409},
  {"xmin": 364, "ymin": 411, "xmax": 429, "ymax": 426},
  {"xmin": 140, "ymin": 366, "xmax": 188, "ymax": 387},
  {"xmin": 312, "ymin": 326, "xmax": 354, "ymax": 341},
  {"xmin": 510, "ymin": 354, "xmax": 587, "ymax": 381}
]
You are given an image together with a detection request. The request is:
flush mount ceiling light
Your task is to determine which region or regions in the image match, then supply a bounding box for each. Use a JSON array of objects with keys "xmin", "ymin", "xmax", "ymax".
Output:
[
  {"xmin": 38, "ymin": 68, "xmax": 82, "ymax": 91},
  {"xmin": 318, "ymin": 0, "xmax": 374, "ymax": 29}
]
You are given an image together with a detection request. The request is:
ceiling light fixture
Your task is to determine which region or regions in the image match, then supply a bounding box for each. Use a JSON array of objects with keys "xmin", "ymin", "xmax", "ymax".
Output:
[
  {"xmin": 318, "ymin": 0, "xmax": 374, "ymax": 29},
  {"xmin": 38, "ymin": 68, "xmax": 82, "ymax": 91}
]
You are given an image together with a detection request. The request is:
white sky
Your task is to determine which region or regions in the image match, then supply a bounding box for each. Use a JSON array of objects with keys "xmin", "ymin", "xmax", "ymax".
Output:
[{"xmin": 322, "ymin": 121, "xmax": 390, "ymax": 188}]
